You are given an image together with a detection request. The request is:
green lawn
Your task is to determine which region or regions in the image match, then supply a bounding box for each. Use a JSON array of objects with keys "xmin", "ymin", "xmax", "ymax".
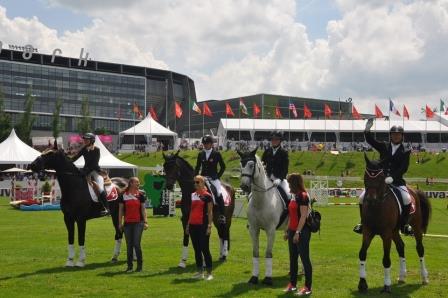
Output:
[
  {"xmin": 0, "ymin": 197, "xmax": 447, "ymax": 297},
  {"xmin": 120, "ymin": 150, "xmax": 448, "ymax": 190}
]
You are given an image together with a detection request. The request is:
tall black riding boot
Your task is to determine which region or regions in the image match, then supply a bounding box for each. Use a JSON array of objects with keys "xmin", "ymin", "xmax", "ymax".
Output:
[
  {"xmin": 353, "ymin": 204, "xmax": 363, "ymax": 234},
  {"xmin": 401, "ymin": 204, "xmax": 413, "ymax": 236},
  {"xmin": 98, "ymin": 191, "xmax": 110, "ymax": 216},
  {"xmin": 217, "ymin": 194, "xmax": 226, "ymax": 224}
]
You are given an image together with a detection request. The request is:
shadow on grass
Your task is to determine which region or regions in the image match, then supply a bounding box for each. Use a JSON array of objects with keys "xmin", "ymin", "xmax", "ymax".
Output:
[
  {"xmin": 0, "ymin": 260, "xmax": 125, "ymax": 281},
  {"xmin": 215, "ymin": 276, "xmax": 288, "ymax": 298},
  {"xmin": 350, "ymin": 282, "xmax": 423, "ymax": 298}
]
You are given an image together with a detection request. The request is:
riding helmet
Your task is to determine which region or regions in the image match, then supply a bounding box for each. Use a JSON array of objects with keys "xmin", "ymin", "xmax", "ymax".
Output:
[
  {"xmin": 202, "ymin": 135, "xmax": 214, "ymax": 144},
  {"xmin": 82, "ymin": 132, "xmax": 96, "ymax": 142},
  {"xmin": 389, "ymin": 126, "xmax": 404, "ymax": 134},
  {"xmin": 270, "ymin": 131, "xmax": 283, "ymax": 140}
]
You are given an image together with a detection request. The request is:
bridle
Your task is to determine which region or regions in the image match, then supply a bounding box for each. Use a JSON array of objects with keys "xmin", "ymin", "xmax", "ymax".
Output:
[
  {"xmin": 241, "ymin": 157, "xmax": 275, "ymax": 192},
  {"xmin": 364, "ymin": 167, "xmax": 390, "ymax": 203}
]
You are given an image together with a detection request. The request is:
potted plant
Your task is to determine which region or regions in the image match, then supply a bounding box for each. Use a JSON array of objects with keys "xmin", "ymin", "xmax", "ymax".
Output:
[{"xmin": 41, "ymin": 181, "xmax": 52, "ymax": 196}]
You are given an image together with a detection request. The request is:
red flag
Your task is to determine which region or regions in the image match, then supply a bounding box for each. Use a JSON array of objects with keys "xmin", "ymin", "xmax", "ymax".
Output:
[
  {"xmin": 253, "ymin": 103, "xmax": 261, "ymax": 118},
  {"xmin": 133, "ymin": 103, "xmax": 143, "ymax": 119},
  {"xmin": 352, "ymin": 105, "xmax": 361, "ymax": 120},
  {"xmin": 148, "ymin": 106, "xmax": 159, "ymax": 121},
  {"xmin": 225, "ymin": 102, "xmax": 235, "ymax": 117},
  {"xmin": 425, "ymin": 105, "xmax": 434, "ymax": 118},
  {"xmin": 304, "ymin": 104, "xmax": 312, "ymax": 119},
  {"xmin": 175, "ymin": 101, "xmax": 183, "ymax": 119},
  {"xmin": 324, "ymin": 104, "xmax": 332, "ymax": 118},
  {"xmin": 375, "ymin": 104, "xmax": 384, "ymax": 118},
  {"xmin": 203, "ymin": 102, "xmax": 213, "ymax": 117},
  {"xmin": 275, "ymin": 105, "xmax": 282, "ymax": 118},
  {"xmin": 403, "ymin": 105, "xmax": 410, "ymax": 120}
]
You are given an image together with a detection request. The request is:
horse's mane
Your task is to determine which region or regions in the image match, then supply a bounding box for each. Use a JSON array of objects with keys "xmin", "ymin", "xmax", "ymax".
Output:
[{"xmin": 254, "ymin": 155, "xmax": 267, "ymax": 177}]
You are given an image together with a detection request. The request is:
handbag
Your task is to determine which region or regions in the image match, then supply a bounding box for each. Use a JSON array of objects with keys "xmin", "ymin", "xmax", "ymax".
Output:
[{"xmin": 306, "ymin": 207, "xmax": 321, "ymax": 233}]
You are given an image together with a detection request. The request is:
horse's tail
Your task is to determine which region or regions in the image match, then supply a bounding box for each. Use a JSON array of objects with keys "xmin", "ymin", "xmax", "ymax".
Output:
[{"xmin": 416, "ymin": 190, "xmax": 432, "ymax": 234}]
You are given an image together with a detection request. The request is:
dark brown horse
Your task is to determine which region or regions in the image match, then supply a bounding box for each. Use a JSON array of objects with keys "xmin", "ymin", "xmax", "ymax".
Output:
[
  {"xmin": 162, "ymin": 151, "xmax": 235, "ymax": 267},
  {"xmin": 358, "ymin": 154, "xmax": 431, "ymax": 293}
]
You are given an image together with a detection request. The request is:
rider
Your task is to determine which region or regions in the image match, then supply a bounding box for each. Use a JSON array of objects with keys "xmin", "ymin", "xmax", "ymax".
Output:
[
  {"xmin": 72, "ymin": 133, "xmax": 109, "ymax": 215},
  {"xmin": 261, "ymin": 131, "xmax": 290, "ymax": 199},
  {"xmin": 354, "ymin": 118, "xmax": 413, "ymax": 235},
  {"xmin": 195, "ymin": 135, "xmax": 226, "ymax": 224}
]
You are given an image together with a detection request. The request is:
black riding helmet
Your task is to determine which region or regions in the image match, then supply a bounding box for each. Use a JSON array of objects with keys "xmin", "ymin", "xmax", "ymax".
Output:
[
  {"xmin": 202, "ymin": 135, "xmax": 214, "ymax": 144},
  {"xmin": 82, "ymin": 133, "xmax": 96, "ymax": 143},
  {"xmin": 270, "ymin": 131, "xmax": 283, "ymax": 140},
  {"xmin": 389, "ymin": 126, "xmax": 404, "ymax": 134}
]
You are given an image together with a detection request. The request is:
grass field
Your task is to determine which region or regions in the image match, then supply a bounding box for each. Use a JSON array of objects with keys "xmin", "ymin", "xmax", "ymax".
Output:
[{"xmin": 0, "ymin": 197, "xmax": 447, "ymax": 297}]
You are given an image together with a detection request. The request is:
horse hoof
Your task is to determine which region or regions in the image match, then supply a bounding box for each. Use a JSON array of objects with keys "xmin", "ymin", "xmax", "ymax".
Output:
[
  {"xmin": 380, "ymin": 285, "xmax": 391, "ymax": 293},
  {"xmin": 178, "ymin": 261, "xmax": 186, "ymax": 268},
  {"xmin": 248, "ymin": 276, "xmax": 258, "ymax": 285},
  {"xmin": 262, "ymin": 276, "xmax": 273, "ymax": 286},
  {"xmin": 397, "ymin": 278, "xmax": 406, "ymax": 284},
  {"xmin": 219, "ymin": 256, "xmax": 227, "ymax": 261},
  {"xmin": 65, "ymin": 259, "xmax": 75, "ymax": 267},
  {"xmin": 111, "ymin": 257, "xmax": 118, "ymax": 263},
  {"xmin": 422, "ymin": 279, "xmax": 429, "ymax": 285},
  {"xmin": 358, "ymin": 278, "xmax": 368, "ymax": 293},
  {"xmin": 75, "ymin": 260, "xmax": 85, "ymax": 268}
]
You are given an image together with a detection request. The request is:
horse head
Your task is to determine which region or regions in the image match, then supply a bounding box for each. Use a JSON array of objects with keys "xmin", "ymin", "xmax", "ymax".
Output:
[
  {"xmin": 237, "ymin": 148, "xmax": 258, "ymax": 193},
  {"xmin": 28, "ymin": 141, "xmax": 66, "ymax": 173},
  {"xmin": 364, "ymin": 153, "xmax": 387, "ymax": 203},
  {"xmin": 162, "ymin": 150, "xmax": 181, "ymax": 191}
]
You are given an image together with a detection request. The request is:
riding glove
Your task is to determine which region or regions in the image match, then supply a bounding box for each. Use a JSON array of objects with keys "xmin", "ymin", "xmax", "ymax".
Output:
[
  {"xmin": 273, "ymin": 179, "xmax": 281, "ymax": 187},
  {"xmin": 385, "ymin": 176, "xmax": 393, "ymax": 184}
]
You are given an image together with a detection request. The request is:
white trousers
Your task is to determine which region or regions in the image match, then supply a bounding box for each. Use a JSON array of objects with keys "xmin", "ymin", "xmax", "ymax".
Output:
[
  {"xmin": 88, "ymin": 171, "xmax": 104, "ymax": 193},
  {"xmin": 359, "ymin": 185, "xmax": 411, "ymax": 205},
  {"xmin": 270, "ymin": 174, "xmax": 290, "ymax": 195},
  {"xmin": 209, "ymin": 178, "xmax": 222, "ymax": 197}
]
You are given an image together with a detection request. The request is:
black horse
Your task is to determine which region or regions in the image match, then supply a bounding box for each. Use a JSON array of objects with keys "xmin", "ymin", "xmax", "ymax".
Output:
[
  {"xmin": 28, "ymin": 144, "xmax": 123, "ymax": 267},
  {"xmin": 162, "ymin": 151, "xmax": 235, "ymax": 267}
]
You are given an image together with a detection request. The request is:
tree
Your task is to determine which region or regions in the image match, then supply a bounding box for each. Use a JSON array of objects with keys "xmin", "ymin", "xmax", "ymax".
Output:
[
  {"xmin": 77, "ymin": 96, "xmax": 92, "ymax": 134},
  {"xmin": 0, "ymin": 86, "xmax": 12, "ymax": 142},
  {"xmin": 16, "ymin": 89, "xmax": 35, "ymax": 145},
  {"xmin": 52, "ymin": 98, "xmax": 63, "ymax": 139},
  {"xmin": 94, "ymin": 127, "xmax": 110, "ymax": 135}
]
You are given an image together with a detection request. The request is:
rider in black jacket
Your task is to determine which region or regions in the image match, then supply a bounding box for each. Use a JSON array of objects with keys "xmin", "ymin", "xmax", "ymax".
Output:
[
  {"xmin": 261, "ymin": 131, "xmax": 290, "ymax": 198},
  {"xmin": 72, "ymin": 133, "xmax": 109, "ymax": 215},
  {"xmin": 195, "ymin": 135, "xmax": 226, "ymax": 224},
  {"xmin": 354, "ymin": 118, "xmax": 413, "ymax": 235}
]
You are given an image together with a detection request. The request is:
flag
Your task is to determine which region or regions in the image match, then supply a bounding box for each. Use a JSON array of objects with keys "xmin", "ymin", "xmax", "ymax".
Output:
[
  {"xmin": 132, "ymin": 103, "xmax": 139, "ymax": 113},
  {"xmin": 203, "ymin": 102, "xmax": 213, "ymax": 117},
  {"xmin": 239, "ymin": 99, "xmax": 248, "ymax": 116},
  {"xmin": 175, "ymin": 101, "xmax": 183, "ymax": 119},
  {"xmin": 253, "ymin": 103, "xmax": 261, "ymax": 118},
  {"xmin": 352, "ymin": 105, "xmax": 361, "ymax": 120},
  {"xmin": 149, "ymin": 106, "xmax": 159, "ymax": 121},
  {"xmin": 403, "ymin": 105, "xmax": 410, "ymax": 120},
  {"xmin": 225, "ymin": 102, "xmax": 235, "ymax": 117},
  {"xmin": 191, "ymin": 102, "xmax": 202, "ymax": 114},
  {"xmin": 375, "ymin": 104, "xmax": 384, "ymax": 118},
  {"xmin": 304, "ymin": 104, "xmax": 312, "ymax": 119},
  {"xmin": 389, "ymin": 99, "xmax": 401, "ymax": 116},
  {"xmin": 440, "ymin": 99, "xmax": 448, "ymax": 115},
  {"xmin": 132, "ymin": 103, "xmax": 143, "ymax": 119},
  {"xmin": 425, "ymin": 105, "xmax": 434, "ymax": 118},
  {"xmin": 275, "ymin": 105, "xmax": 282, "ymax": 118},
  {"xmin": 324, "ymin": 104, "xmax": 332, "ymax": 118},
  {"xmin": 289, "ymin": 103, "xmax": 298, "ymax": 118}
]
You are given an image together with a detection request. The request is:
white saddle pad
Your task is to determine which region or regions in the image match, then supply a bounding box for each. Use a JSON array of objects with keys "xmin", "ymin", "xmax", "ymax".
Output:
[
  {"xmin": 87, "ymin": 183, "xmax": 98, "ymax": 202},
  {"xmin": 221, "ymin": 186, "xmax": 231, "ymax": 207}
]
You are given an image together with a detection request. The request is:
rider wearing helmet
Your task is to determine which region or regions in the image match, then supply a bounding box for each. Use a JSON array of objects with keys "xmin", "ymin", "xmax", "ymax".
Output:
[
  {"xmin": 261, "ymin": 131, "xmax": 290, "ymax": 199},
  {"xmin": 354, "ymin": 119, "xmax": 413, "ymax": 235},
  {"xmin": 72, "ymin": 133, "xmax": 109, "ymax": 215},
  {"xmin": 195, "ymin": 135, "xmax": 226, "ymax": 224}
]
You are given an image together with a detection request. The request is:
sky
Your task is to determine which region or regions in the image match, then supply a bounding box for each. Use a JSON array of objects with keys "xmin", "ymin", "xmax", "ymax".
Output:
[{"xmin": 1, "ymin": 0, "xmax": 448, "ymax": 119}]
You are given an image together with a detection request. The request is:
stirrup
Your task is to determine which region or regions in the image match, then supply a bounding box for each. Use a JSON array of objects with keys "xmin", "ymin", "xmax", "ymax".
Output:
[
  {"xmin": 353, "ymin": 223, "xmax": 363, "ymax": 234},
  {"xmin": 218, "ymin": 214, "xmax": 226, "ymax": 224},
  {"xmin": 401, "ymin": 224, "xmax": 413, "ymax": 236}
]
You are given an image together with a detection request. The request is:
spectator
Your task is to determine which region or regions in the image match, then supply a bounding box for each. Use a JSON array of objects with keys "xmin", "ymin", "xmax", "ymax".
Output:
[{"xmin": 118, "ymin": 177, "xmax": 148, "ymax": 273}]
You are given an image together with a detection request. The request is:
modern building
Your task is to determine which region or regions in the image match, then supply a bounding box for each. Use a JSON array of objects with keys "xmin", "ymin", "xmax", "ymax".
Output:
[{"xmin": 0, "ymin": 48, "xmax": 196, "ymax": 138}]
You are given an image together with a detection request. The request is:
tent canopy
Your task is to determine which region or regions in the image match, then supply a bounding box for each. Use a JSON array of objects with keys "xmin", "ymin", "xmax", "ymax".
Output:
[
  {"xmin": 120, "ymin": 115, "xmax": 177, "ymax": 137},
  {"xmin": 0, "ymin": 129, "xmax": 41, "ymax": 164},
  {"xmin": 74, "ymin": 136, "xmax": 137, "ymax": 170}
]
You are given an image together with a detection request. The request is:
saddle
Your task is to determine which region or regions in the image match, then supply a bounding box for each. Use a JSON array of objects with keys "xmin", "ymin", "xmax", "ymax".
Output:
[
  {"xmin": 204, "ymin": 178, "xmax": 231, "ymax": 207},
  {"xmin": 388, "ymin": 185, "xmax": 416, "ymax": 216},
  {"xmin": 275, "ymin": 187, "xmax": 291, "ymax": 229}
]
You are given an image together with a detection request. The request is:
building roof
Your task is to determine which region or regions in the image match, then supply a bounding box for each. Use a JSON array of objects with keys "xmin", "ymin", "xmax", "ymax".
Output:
[{"xmin": 0, "ymin": 129, "xmax": 41, "ymax": 164}]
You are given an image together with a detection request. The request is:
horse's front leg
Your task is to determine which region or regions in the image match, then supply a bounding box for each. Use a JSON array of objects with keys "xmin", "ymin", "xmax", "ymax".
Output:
[
  {"xmin": 358, "ymin": 229, "xmax": 374, "ymax": 293},
  {"xmin": 111, "ymin": 201, "xmax": 123, "ymax": 263},
  {"xmin": 75, "ymin": 219, "xmax": 87, "ymax": 268},
  {"xmin": 261, "ymin": 227, "xmax": 276, "ymax": 286},
  {"xmin": 178, "ymin": 211, "xmax": 190, "ymax": 268},
  {"xmin": 63, "ymin": 214, "xmax": 76, "ymax": 267},
  {"xmin": 392, "ymin": 231, "xmax": 406, "ymax": 283},
  {"xmin": 380, "ymin": 232, "xmax": 393, "ymax": 293},
  {"xmin": 248, "ymin": 224, "xmax": 260, "ymax": 284}
]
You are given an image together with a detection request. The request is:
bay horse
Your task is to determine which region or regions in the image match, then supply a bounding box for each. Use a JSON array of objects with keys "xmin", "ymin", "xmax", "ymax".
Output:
[
  {"xmin": 359, "ymin": 154, "xmax": 431, "ymax": 293},
  {"xmin": 162, "ymin": 150, "xmax": 235, "ymax": 267},
  {"xmin": 28, "ymin": 144, "xmax": 124, "ymax": 267},
  {"xmin": 238, "ymin": 148, "xmax": 289, "ymax": 286}
]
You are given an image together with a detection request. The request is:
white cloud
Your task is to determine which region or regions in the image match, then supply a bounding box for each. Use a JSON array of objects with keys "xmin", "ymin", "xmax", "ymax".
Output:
[{"xmin": 1, "ymin": 1, "xmax": 448, "ymax": 119}]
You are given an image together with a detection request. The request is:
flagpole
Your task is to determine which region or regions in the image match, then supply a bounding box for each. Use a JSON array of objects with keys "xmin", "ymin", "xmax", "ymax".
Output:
[
  {"xmin": 338, "ymin": 97, "xmax": 341, "ymax": 149},
  {"xmin": 118, "ymin": 103, "xmax": 121, "ymax": 150},
  {"xmin": 187, "ymin": 79, "xmax": 191, "ymax": 142},
  {"xmin": 133, "ymin": 105, "xmax": 136, "ymax": 151},
  {"xmin": 388, "ymin": 98, "xmax": 391, "ymax": 140},
  {"xmin": 440, "ymin": 99, "xmax": 442, "ymax": 150},
  {"xmin": 202, "ymin": 104, "xmax": 205, "ymax": 136},
  {"xmin": 288, "ymin": 98, "xmax": 291, "ymax": 147},
  {"xmin": 239, "ymin": 99, "xmax": 241, "ymax": 142}
]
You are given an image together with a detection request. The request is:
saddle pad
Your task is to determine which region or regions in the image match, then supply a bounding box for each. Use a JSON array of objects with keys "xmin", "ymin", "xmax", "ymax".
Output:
[
  {"xmin": 221, "ymin": 186, "xmax": 231, "ymax": 207},
  {"xmin": 410, "ymin": 195, "xmax": 416, "ymax": 215},
  {"xmin": 87, "ymin": 183, "xmax": 98, "ymax": 202},
  {"xmin": 389, "ymin": 186, "xmax": 416, "ymax": 215},
  {"xmin": 105, "ymin": 184, "xmax": 119, "ymax": 202}
]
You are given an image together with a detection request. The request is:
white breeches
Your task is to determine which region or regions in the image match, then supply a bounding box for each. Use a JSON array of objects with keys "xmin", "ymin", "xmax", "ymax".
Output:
[
  {"xmin": 270, "ymin": 174, "xmax": 290, "ymax": 194},
  {"xmin": 209, "ymin": 179, "xmax": 222, "ymax": 197},
  {"xmin": 359, "ymin": 186, "xmax": 411, "ymax": 205},
  {"xmin": 88, "ymin": 171, "xmax": 104, "ymax": 193}
]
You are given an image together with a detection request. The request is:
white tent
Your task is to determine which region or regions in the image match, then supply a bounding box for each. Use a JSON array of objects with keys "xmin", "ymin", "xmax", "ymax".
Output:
[
  {"xmin": 0, "ymin": 129, "xmax": 41, "ymax": 164},
  {"xmin": 120, "ymin": 114, "xmax": 177, "ymax": 137},
  {"xmin": 74, "ymin": 136, "xmax": 137, "ymax": 174}
]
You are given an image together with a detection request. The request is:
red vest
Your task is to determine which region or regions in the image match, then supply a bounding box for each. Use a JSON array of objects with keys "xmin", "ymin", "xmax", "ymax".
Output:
[
  {"xmin": 189, "ymin": 190, "xmax": 211, "ymax": 225},
  {"xmin": 122, "ymin": 192, "xmax": 143, "ymax": 223}
]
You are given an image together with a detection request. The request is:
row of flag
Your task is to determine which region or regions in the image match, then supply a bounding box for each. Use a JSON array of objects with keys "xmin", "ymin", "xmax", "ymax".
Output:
[{"xmin": 129, "ymin": 98, "xmax": 448, "ymax": 122}]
